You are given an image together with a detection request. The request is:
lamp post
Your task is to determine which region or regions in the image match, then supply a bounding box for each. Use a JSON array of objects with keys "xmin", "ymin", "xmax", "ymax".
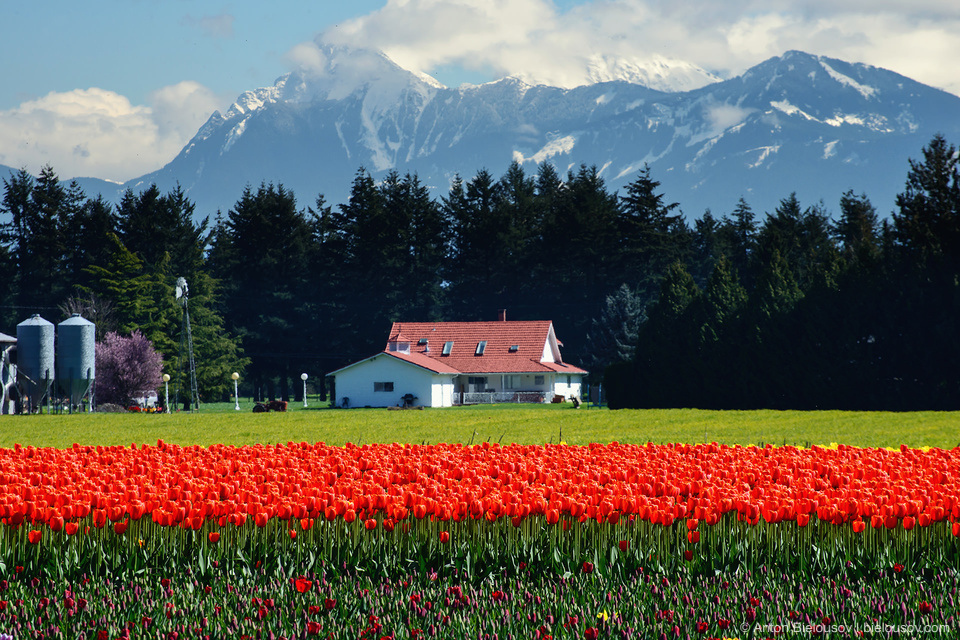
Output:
[
  {"xmin": 231, "ymin": 372, "xmax": 240, "ymax": 411},
  {"xmin": 301, "ymin": 373, "xmax": 308, "ymax": 408},
  {"xmin": 162, "ymin": 374, "xmax": 170, "ymax": 413}
]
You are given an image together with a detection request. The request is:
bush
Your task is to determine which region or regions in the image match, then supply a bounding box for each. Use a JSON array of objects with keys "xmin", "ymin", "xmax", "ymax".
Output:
[{"xmin": 94, "ymin": 331, "xmax": 163, "ymax": 406}]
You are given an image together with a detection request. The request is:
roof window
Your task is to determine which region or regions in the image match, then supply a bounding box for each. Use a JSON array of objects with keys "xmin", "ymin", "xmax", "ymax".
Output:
[
  {"xmin": 442, "ymin": 341, "xmax": 453, "ymax": 356},
  {"xmin": 475, "ymin": 341, "xmax": 487, "ymax": 356},
  {"xmin": 509, "ymin": 344, "xmax": 519, "ymax": 352}
]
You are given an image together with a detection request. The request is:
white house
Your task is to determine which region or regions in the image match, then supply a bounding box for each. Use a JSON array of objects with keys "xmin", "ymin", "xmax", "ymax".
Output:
[{"xmin": 329, "ymin": 314, "xmax": 587, "ymax": 408}]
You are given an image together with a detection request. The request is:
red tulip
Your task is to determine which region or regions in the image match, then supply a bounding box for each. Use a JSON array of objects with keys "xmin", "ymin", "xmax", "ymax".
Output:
[
  {"xmin": 439, "ymin": 531, "xmax": 450, "ymax": 544},
  {"xmin": 294, "ymin": 577, "xmax": 312, "ymax": 593},
  {"xmin": 27, "ymin": 529, "xmax": 42, "ymax": 544},
  {"xmin": 207, "ymin": 532, "xmax": 220, "ymax": 544}
]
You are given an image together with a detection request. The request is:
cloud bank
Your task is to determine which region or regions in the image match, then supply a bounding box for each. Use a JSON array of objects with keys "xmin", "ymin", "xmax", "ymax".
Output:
[
  {"xmin": 319, "ymin": 0, "xmax": 960, "ymax": 95},
  {"xmin": 0, "ymin": 82, "xmax": 220, "ymax": 182}
]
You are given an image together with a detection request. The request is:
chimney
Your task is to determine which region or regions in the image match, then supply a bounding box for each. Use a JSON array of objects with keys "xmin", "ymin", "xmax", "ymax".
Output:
[{"xmin": 498, "ymin": 309, "xmax": 507, "ymax": 322}]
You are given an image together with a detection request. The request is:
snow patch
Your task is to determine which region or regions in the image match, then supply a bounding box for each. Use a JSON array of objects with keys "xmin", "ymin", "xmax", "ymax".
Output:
[
  {"xmin": 748, "ymin": 145, "xmax": 780, "ymax": 168},
  {"xmin": 770, "ymin": 100, "xmax": 818, "ymax": 121},
  {"xmin": 221, "ymin": 116, "xmax": 249, "ymax": 154},
  {"xmin": 514, "ymin": 135, "xmax": 577, "ymax": 164},
  {"xmin": 819, "ymin": 60, "xmax": 877, "ymax": 100},
  {"xmin": 825, "ymin": 113, "xmax": 865, "ymax": 127}
]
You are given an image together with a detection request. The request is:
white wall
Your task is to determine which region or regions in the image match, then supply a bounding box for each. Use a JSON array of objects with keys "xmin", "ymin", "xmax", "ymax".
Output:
[
  {"xmin": 334, "ymin": 354, "xmax": 452, "ymax": 408},
  {"xmin": 552, "ymin": 374, "xmax": 584, "ymax": 400}
]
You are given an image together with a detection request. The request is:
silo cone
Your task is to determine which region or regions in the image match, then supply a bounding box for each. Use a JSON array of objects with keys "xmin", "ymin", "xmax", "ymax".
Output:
[
  {"xmin": 17, "ymin": 314, "xmax": 54, "ymax": 413},
  {"xmin": 58, "ymin": 314, "xmax": 96, "ymax": 412}
]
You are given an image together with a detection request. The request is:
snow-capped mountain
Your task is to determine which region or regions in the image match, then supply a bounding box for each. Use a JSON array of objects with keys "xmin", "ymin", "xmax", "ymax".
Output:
[{"xmin": 105, "ymin": 49, "xmax": 960, "ymax": 219}]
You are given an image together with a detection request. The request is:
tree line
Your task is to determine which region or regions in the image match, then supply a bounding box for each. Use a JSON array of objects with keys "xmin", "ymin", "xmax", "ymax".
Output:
[{"xmin": 1, "ymin": 135, "xmax": 958, "ymax": 409}]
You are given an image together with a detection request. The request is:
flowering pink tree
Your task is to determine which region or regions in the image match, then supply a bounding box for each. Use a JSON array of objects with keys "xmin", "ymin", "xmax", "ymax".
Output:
[{"xmin": 95, "ymin": 331, "xmax": 163, "ymax": 406}]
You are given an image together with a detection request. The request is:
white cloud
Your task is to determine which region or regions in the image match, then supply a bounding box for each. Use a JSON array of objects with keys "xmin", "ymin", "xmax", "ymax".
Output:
[
  {"xmin": 0, "ymin": 82, "xmax": 221, "ymax": 181},
  {"xmin": 312, "ymin": 0, "xmax": 960, "ymax": 95}
]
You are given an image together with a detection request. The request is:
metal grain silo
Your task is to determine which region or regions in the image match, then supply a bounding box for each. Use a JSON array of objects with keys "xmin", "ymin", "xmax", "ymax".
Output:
[
  {"xmin": 17, "ymin": 314, "xmax": 54, "ymax": 412},
  {"xmin": 58, "ymin": 314, "xmax": 96, "ymax": 411}
]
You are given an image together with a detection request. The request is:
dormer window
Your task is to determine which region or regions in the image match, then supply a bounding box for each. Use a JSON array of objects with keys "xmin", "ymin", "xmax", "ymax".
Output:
[
  {"xmin": 475, "ymin": 341, "xmax": 487, "ymax": 356},
  {"xmin": 388, "ymin": 340, "xmax": 410, "ymax": 354}
]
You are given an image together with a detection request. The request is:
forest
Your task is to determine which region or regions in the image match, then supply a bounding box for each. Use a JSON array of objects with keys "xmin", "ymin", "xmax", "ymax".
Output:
[{"xmin": 1, "ymin": 134, "xmax": 958, "ymax": 410}]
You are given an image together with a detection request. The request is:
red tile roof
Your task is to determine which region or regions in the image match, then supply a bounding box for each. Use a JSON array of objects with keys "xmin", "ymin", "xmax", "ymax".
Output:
[{"xmin": 384, "ymin": 321, "xmax": 587, "ymax": 375}]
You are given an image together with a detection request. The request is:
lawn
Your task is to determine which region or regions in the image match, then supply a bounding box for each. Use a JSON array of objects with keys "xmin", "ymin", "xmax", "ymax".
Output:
[{"xmin": 2, "ymin": 401, "xmax": 958, "ymax": 450}]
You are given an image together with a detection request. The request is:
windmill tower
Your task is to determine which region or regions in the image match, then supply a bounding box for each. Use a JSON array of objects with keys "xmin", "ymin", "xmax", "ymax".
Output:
[{"xmin": 175, "ymin": 277, "xmax": 200, "ymax": 411}]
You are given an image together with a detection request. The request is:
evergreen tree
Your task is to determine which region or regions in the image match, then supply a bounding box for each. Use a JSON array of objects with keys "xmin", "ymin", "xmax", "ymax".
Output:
[
  {"xmin": 632, "ymin": 261, "xmax": 700, "ymax": 407},
  {"xmin": 617, "ymin": 165, "xmax": 690, "ymax": 289},
  {"xmin": 82, "ymin": 233, "xmax": 165, "ymax": 344},
  {"xmin": 756, "ymin": 194, "xmax": 838, "ymax": 292},
  {"xmin": 117, "ymin": 184, "xmax": 207, "ymax": 278},
  {"xmin": 834, "ymin": 191, "xmax": 880, "ymax": 267},
  {"xmin": 892, "ymin": 134, "xmax": 960, "ymax": 271},
  {"xmin": 62, "ymin": 194, "xmax": 119, "ymax": 293},
  {"xmin": 729, "ymin": 197, "xmax": 758, "ymax": 287},
  {"xmin": 209, "ymin": 182, "xmax": 316, "ymax": 400},
  {"xmin": 584, "ymin": 283, "xmax": 648, "ymax": 376},
  {"xmin": 0, "ymin": 166, "xmax": 73, "ymax": 312},
  {"xmin": 692, "ymin": 255, "xmax": 749, "ymax": 407}
]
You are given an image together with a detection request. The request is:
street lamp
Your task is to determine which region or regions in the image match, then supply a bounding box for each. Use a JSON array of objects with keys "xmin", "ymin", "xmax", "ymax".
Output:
[
  {"xmin": 301, "ymin": 373, "xmax": 308, "ymax": 408},
  {"xmin": 162, "ymin": 374, "xmax": 170, "ymax": 414},
  {"xmin": 231, "ymin": 372, "xmax": 240, "ymax": 411}
]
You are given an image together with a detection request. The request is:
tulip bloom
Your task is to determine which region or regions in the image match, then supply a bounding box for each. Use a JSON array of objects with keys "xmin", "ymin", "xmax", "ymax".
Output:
[
  {"xmin": 294, "ymin": 577, "xmax": 312, "ymax": 593},
  {"xmin": 27, "ymin": 529, "xmax": 42, "ymax": 544}
]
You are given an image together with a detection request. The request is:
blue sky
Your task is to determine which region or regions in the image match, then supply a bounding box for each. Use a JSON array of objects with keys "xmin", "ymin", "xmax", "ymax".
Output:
[{"xmin": 2, "ymin": 0, "xmax": 958, "ymax": 182}]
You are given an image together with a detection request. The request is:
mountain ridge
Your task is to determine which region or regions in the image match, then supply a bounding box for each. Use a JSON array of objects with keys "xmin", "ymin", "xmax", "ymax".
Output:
[{"xmin": 7, "ymin": 49, "xmax": 960, "ymax": 220}]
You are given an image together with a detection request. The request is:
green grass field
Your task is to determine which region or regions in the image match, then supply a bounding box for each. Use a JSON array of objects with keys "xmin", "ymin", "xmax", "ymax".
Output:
[{"xmin": 2, "ymin": 401, "xmax": 958, "ymax": 449}]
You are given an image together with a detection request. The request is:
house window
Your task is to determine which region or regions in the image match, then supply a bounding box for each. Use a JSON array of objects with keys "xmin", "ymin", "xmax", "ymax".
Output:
[
  {"xmin": 566, "ymin": 375, "xmax": 572, "ymax": 385},
  {"xmin": 504, "ymin": 375, "xmax": 520, "ymax": 389},
  {"xmin": 467, "ymin": 376, "xmax": 487, "ymax": 392},
  {"xmin": 535, "ymin": 375, "xmax": 544, "ymax": 386},
  {"xmin": 475, "ymin": 341, "xmax": 487, "ymax": 355},
  {"xmin": 509, "ymin": 345, "xmax": 519, "ymax": 352},
  {"xmin": 374, "ymin": 382, "xmax": 394, "ymax": 392},
  {"xmin": 388, "ymin": 341, "xmax": 409, "ymax": 353},
  {"xmin": 442, "ymin": 341, "xmax": 453, "ymax": 356},
  {"xmin": 418, "ymin": 338, "xmax": 428, "ymax": 346}
]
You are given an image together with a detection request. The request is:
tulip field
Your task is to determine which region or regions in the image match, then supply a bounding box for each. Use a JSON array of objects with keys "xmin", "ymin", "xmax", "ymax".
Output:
[{"xmin": 0, "ymin": 408, "xmax": 958, "ymax": 638}]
